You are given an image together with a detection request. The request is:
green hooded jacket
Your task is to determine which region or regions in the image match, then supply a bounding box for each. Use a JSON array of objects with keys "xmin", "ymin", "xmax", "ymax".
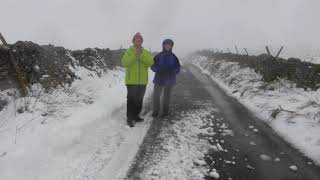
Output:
[{"xmin": 121, "ymin": 47, "xmax": 154, "ymax": 85}]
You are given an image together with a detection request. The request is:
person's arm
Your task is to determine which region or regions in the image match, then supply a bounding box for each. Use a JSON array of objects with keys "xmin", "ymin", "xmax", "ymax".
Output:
[
  {"xmin": 151, "ymin": 54, "xmax": 160, "ymax": 72},
  {"xmin": 140, "ymin": 49, "xmax": 154, "ymax": 68},
  {"xmin": 121, "ymin": 48, "xmax": 136, "ymax": 68},
  {"xmin": 174, "ymin": 54, "xmax": 181, "ymax": 74}
]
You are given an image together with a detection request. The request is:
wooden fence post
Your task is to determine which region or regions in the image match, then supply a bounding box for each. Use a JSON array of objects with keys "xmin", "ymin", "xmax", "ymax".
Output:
[
  {"xmin": 275, "ymin": 46, "xmax": 283, "ymax": 60},
  {"xmin": 0, "ymin": 33, "xmax": 28, "ymax": 96},
  {"xmin": 244, "ymin": 48, "xmax": 249, "ymax": 56},
  {"xmin": 266, "ymin": 46, "xmax": 271, "ymax": 56}
]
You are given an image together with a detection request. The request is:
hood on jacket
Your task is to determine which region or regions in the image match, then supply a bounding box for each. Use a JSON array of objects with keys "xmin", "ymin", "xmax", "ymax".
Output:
[{"xmin": 162, "ymin": 39, "xmax": 174, "ymax": 53}]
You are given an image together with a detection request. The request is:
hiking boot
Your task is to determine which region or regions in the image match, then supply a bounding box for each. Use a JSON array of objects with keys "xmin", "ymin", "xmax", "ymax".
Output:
[
  {"xmin": 161, "ymin": 111, "xmax": 169, "ymax": 118},
  {"xmin": 135, "ymin": 116, "xmax": 144, "ymax": 122},
  {"xmin": 152, "ymin": 111, "xmax": 159, "ymax": 117},
  {"xmin": 127, "ymin": 118, "xmax": 135, "ymax": 127}
]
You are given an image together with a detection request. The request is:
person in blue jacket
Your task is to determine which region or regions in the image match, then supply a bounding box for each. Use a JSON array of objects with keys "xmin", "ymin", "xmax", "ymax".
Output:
[{"xmin": 151, "ymin": 39, "xmax": 180, "ymax": 117}]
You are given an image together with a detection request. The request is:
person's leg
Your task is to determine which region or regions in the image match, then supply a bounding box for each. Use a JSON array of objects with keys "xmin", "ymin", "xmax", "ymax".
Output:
[
  {"xmin": 135, "ymin": 85, "xmax": 146, "ymax": 120},
  {"xmin": 126, "ymin": 85, "xmax": 136, "ymax": 127},
  {"xmin": 152, "ymin": 84, "xmax": 163, "ymax": 117},
  {"xmin": 130, "ymin": 85, "xmax": 140, "ymax": 118},
  {"xmin": 163, "ymin": 85, "xmax": 173, "ymax": 116}
]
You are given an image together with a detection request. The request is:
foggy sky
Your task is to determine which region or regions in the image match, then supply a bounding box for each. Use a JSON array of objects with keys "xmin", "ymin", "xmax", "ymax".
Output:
[{"xmin": 1, "ymin": 0, "xmax": 320, "ymax": 55}]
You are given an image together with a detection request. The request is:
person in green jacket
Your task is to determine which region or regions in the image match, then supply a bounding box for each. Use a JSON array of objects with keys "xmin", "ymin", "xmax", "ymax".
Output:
[{"xmin": 121, "ymin": 32, "xmax": 154, "ymax": 127}]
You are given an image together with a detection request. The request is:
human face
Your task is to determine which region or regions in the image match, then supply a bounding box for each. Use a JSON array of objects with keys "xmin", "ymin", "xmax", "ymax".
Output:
[
  {"xmin": 164, "ymin": 43, "xmax": 172, "ymax": 51},
  {"xmin": 133, "ymin": 37, "xmax": 143, "ymax": 48}
]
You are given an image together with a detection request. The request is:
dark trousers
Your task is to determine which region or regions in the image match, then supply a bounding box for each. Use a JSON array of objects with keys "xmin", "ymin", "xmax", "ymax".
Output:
[
  {"xmin": 153, "ymin": 84, "xmax": 173, "ymax": 114},
  {"xmin": 126, "ymin": 85, "xmax": 146, "ymax": 120}
]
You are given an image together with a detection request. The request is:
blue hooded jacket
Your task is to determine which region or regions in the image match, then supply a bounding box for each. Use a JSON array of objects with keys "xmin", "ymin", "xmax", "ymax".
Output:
[{"xmin": 151, "ymin": 39, "xmax": 180, "ymax": 86}]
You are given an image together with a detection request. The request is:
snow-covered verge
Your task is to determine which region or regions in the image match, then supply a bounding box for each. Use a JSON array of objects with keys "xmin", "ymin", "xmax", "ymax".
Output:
[
  {"xmin": 0, "ymin": 60, "xmax": 154, "ymax": 179},
  {"xmin": 188, "ymin": 55, "xmax": 320, "ymax": 165}
]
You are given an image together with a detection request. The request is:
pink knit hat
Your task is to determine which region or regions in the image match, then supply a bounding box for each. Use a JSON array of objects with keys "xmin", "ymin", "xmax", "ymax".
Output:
[{"xmin": 133, "ymin": 32, "xmax": 143, "ymax": 42}]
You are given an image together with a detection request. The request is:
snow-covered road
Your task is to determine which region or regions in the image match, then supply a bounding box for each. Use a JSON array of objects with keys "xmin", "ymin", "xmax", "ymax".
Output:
[
  {"xmin": 126, "ymin": 65, "xmax": 320, "ymax": 180},
  {"xmin": 1, "ymin": 63, "xmax": 320, "ymax": 180}
]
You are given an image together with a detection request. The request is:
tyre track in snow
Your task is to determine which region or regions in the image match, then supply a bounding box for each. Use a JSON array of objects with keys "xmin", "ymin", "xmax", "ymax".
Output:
[
  {"xmin": 95, "ymin": 99, "xmax": 154, "ymax": 180},
  {"xmin": 126, "ymin": 65, "xmax": 320, "ymax": 180},
  {"xmin": 75, "ymin": 104, "xmax": 128, "ymax": 180}
]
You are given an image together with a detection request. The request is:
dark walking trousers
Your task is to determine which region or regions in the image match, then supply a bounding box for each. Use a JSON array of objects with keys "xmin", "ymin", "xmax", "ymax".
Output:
[
  {"xmin": 153, "ymin": 84, "xmax": 173, "ymax": 114},
  {"xmin": 126, "ymin": 85, "xmax": 146, "ymax": 120}
]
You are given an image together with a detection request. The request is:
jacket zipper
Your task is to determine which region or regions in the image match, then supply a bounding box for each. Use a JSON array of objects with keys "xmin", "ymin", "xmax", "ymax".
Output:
[
  {"xmin": 138, "ymin": 57, "xmax": 141, "ymax": 84},
  {"xmin": 127, "ymin": 69, "xmax": 130, "ymax": 80}
]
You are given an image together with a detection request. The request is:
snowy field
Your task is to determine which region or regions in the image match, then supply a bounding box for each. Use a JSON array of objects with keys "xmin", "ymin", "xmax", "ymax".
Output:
[
  {"xmin": 188, "ymin": 55, "xmax": 320, "ymax": 165},
  {"xmin": 0, "ymin": 63, "xmax": 154, "ymax": 179}
]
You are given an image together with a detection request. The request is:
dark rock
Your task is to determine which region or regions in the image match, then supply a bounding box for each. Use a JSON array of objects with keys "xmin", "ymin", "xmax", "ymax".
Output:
[
  {"xmin": 17, "ymin": 107, "xmax": 24, "ymax": 114},
  {"xmin": 288, "ymin": 57, "xmax": 301, "ymax": 63},
  {"xmin": 0, "ymin": 97, "xmax": 7, "ymax": 111}
]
